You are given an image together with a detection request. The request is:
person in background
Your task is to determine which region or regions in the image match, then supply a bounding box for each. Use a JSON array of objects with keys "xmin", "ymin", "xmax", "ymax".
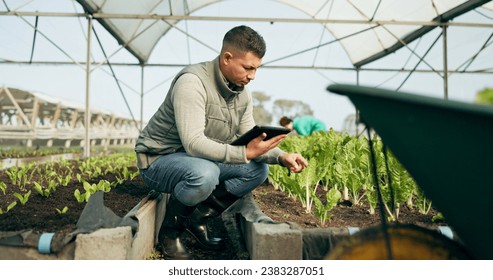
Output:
[
  {"xmin": 135, "ymin": 25, "xmax": 308, "ymax": 260},
  {"xmin": 279, "ymin": 115, "xmax": 327, "ymax": 136}
]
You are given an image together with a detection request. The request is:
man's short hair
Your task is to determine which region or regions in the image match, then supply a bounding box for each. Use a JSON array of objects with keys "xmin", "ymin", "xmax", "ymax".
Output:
[{"xmin": 222, "ymin": 25, "xmax": 266, "ymax": 58}]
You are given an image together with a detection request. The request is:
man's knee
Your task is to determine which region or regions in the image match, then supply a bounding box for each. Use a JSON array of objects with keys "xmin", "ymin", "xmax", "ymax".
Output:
[
  {"xmin": 175, "ymin": 165, "xmax": 219, "ymax": 206},
  {"xmin": 253, "ymin": 162, "xmax": 269, "ymax": 183},
  {"xmin": 260, "ymin": 163, "xmax": 269, "ymax": 178},
  {"xmin": 193, "ymin": 165, "xmax": 220, "ymax": 187}
]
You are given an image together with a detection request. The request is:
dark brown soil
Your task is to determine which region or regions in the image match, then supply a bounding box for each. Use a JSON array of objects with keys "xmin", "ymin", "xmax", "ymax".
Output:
[
  {"xmin": 146, "ymin": 181, "xmax": 448, "ymax": 260},
  {"xmin": 0, "ymin": 169, "xmax": 149, "ymax": 234},
  {"xmin": 0, "ymin": 164, "xmax": 446, "ymax": 260},
  {"xmin": 252, "ymin": 183, "xmax": 447, "ymax": 230}
]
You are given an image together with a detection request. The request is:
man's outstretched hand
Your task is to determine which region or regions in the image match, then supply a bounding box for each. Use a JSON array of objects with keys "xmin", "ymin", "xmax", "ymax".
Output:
[{"xmin": 278, "ymin": 152, "xmax": 308, "ymax": 173}]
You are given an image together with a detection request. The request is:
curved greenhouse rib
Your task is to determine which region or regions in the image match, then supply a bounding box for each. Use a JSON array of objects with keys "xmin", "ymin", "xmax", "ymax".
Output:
[
  {"xmin": 75, "ymin": 0, "xmax": 220, "ymax": 63},
  {"xmin": 353, "ymin": 0, "xmax": 491, "ymax": 67},
  {"xmin": 73, "ymin": 0, "xmax": 492, "ymax": 66}
]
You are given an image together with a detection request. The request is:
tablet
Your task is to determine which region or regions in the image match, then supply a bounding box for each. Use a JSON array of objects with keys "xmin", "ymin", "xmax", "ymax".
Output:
[{"xmin": 231, "ymin": 125, "xmax": 291, "ymax": 146}]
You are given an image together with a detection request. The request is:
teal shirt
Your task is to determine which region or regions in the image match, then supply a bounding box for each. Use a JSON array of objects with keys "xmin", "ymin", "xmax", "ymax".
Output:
[{"xmin": 293, "ymin": 116, "xmax": 326, "ymax": 136}]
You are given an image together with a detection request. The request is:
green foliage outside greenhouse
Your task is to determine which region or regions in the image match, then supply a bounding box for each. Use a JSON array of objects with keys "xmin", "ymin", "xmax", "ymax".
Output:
[{"xmin": 475, "ymin": 88, "xmax": 493, "ymax": 105}]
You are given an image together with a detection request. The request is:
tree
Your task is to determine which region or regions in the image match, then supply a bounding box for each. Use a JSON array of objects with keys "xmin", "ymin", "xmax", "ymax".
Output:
[
  {"xmin": 253, "ymin": 105, "xmax": 273, "ymax": 125},
  {"xmin": 250, "ymin": 91, "xmax": 314, "ymax": 125},
  {"xmin": 475, "ymin": 88, "xmax": 493, "ymax": 105},
  {"xmin": 273, "ymin": 99, "xmax": 314, "ymax": 123},
  {"xmin": 252, "ymin": 91, "xmax": 271, "ymax": 106},
  {"xmin": 252, "ymin": 91, "xmax": 273, "ymax": 125}
]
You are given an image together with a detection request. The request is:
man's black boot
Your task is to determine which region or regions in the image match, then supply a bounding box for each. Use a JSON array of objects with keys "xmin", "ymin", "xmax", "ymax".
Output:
[
  {"xmin": 158, "ymin": 196, "xmax": 196, "ymax": 260},
  {"xmin": 203, "ymin": 185, "xmax": 241, "ymax": 213},
  {"xmin": 185, "ymin": 208, "xmax": 225, "ymax": 250},
  {"xmin": 184, "ymin": 186, "xmax": 241, "ymax": 249}
]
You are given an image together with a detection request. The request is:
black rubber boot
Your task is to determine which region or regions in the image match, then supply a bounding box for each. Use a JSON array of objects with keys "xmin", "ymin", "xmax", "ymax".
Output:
[
  {"xmin": 183, "ymin": 185, "xmax": 241, "ymax": 249},
  {"xmin": 185, "ymin": 208, "xmax": 225, "ymax": 250},
  {"xmin": 202, "ymin": 185, "xmax": 241, "ymax": 214},
  {"xmin": 158, "ymin": 196, "xmax": 196, "ymax": 260}
]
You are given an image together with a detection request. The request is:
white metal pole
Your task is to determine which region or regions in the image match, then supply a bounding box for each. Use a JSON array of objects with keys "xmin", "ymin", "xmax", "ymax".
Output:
[
  {"xmin": 355, "ymin": 67, "xmax": 360, "ymax": 136},
  {"xmin": 84, "ymin": 16, "xmax": 92, "ymax": 158},
  {"xmin": 140, "ymin": 65, "xmax": 144, "ymax": 131},
  {"xmin": 443, "ymin": 26, "xmax": 449, "ymax": 100}
]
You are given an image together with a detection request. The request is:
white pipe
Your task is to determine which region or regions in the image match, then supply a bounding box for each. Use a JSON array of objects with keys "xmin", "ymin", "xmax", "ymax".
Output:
[
  {"xmin": 443, "ymin": 26, "xmax": 449, "ymax": 100},
  {"xmin": 84, "ymin": 16, "xmax": 92, "ymax": 158},
  {"xmin": 2, "ymin": 11, "xmax": 493, "ymax": 28}
]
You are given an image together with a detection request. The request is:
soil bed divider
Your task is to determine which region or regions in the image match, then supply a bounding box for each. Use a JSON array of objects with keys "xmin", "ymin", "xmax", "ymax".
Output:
[
  {"xmin": 0, "ymin": 192, "xmax": 162, "ymax": 260},
  {"xmin": 0, "ymin": 153, "xmax": 80, "ymax": 170}
]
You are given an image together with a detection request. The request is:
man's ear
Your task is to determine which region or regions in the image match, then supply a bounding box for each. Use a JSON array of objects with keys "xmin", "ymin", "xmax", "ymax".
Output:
[{"xmin": 222, "ymin": 51, "xmax": 233, "ymax": 64}]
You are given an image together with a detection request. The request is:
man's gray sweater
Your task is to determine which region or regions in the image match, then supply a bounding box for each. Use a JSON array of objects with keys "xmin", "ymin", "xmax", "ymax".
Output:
[{"xmin": 135, "ymin": 57, "xmax": 283, "ymax": 168}]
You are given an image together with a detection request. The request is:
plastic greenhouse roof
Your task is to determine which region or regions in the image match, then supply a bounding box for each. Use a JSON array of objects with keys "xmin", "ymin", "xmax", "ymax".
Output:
[{"xmin": 75, "ymin": 0, "xmax": 492, "ymax": 66}]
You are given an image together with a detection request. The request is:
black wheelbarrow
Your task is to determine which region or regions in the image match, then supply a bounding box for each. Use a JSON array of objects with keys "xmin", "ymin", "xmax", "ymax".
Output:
[{"xmin": 327, "ymin": 84, "xmax": 493, "ymax": 260}]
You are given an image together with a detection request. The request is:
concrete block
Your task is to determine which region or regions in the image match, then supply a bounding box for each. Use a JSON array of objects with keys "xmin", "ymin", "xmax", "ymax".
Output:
[
  {"xmin": 128, "ymin": 199, "xmax": 156, "ymax": 259},
  {"xmin": 154, "ymin": 193, "xmax": 169, "ymax": 245},
  {"xmin": 75, "ymin": 227, "xmax": 132, "ymax": 260},
  {"xmin": 247, "ymin": 222, "xmax": 303, "ymax": 260}
]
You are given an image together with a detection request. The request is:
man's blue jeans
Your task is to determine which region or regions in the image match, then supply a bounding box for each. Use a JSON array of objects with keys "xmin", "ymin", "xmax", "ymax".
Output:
[{"xmin": 139, "ymin": 152, "xmax": 269, "ymax": 206}]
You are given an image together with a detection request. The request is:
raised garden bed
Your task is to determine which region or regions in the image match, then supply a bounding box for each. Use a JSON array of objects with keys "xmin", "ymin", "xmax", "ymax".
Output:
[
  {"xmin": 0, "ymin": 150, "xmax": 462, "ymax": 260},
  {"xmin": 0, "ymin": 151, "xmax": 156, "ymax": 259}
]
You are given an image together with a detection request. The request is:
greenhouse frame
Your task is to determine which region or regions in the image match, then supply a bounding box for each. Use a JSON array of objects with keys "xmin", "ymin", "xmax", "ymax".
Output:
[{"xmin": 1, "ymin": 0, "xmax": 492, "ymax": 157}]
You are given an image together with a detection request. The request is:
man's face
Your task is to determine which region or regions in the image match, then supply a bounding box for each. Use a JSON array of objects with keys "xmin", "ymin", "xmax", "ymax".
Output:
[{"xmin": 221, "ymin": 51, "xmax": 262, "ymax": 87}]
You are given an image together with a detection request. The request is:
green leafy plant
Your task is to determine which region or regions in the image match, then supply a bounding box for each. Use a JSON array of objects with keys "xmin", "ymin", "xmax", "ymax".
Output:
[
  {"xmin": 81, "ymin": 181, "xmax": 97, "ymax": 202},
  {"xmin": 5, "ymin": 167, "xmax": 20, "ymax": 186},
  {"xmin": 432, "ymin": 212, "xmax": 445, "ymax": 222},
  {"xmin": 267, "ymin": 164, "xmax": 285, "ymax": 191},
  {"xmin": 475, "ymin": 88, "xmax": 493, "ymax": 105},
  {"xmin": 416, "ymin": 186, "xmax": 433, "ymax": 214},
  {"xmin": 0, "ymin": 182, "xmax": 6, "ymax": 195},
  {"xmin": 13, "ymin": 190, "xmax": 31, "ymax": 205},
  {"xmin": 73, "ymin": 189, "xmax": 85, "ymax": 203},
  {"xmin": 33, "ymin": 182, "xmax": 47, "ymax": 197},
  {"xmin": 313, "ymin": 188, "xmax": 342, "ymax": 226},
  {"xmin": 6, "ymin": 201, "xmax": 17, "ymax": 212},
  {"xmin": 33, "ymin": 180, "xmax": 57, "ymax": 198},
  {"xmin": 57, "ymin": 174, "xmax": 72, "ymax": 187},
  {"xmin": 55, "ymin": 206, "xmax": 69, "ymax": 214},
  {"xmin": 95, "ymin": 180, "xmax": 112, "ymax": 192},
  {"xmin": 269, "ymin": 130, "xmax": 427, "ymax": 225},
  {"xmin": 76, "ymin": 173, "xmax": 83, "ymax": 183}
]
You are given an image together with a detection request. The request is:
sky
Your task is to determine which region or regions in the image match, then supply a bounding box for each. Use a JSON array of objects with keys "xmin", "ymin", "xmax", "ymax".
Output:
[{"xmin": 1, "ymin": 0, "xmax": 492, "ymax": 133}]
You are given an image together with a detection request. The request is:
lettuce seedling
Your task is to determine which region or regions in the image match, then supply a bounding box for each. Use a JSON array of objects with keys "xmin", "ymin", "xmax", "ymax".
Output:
[
  {"xmin": 0, "ymin": 182, "xmax": 6, "ymax": 195},
  {"xmin": 13, "ymin": 190, "xmax": 31, "ymax": 205},
  {"xmin": 56, "ymin": 206, "xmax": 69, "ymax": 214}
]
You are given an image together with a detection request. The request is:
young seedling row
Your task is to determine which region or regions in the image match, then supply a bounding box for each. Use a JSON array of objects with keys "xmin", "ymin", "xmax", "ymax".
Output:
[{"xmin": 0, "ymin": 150, "xmax": 139, "ymax": 215}]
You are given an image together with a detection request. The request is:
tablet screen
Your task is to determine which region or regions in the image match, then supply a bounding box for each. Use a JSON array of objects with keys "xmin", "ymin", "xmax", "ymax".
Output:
[{"xmin": 231, "ymin": 125, "xmax": 291, "ymax": 146}]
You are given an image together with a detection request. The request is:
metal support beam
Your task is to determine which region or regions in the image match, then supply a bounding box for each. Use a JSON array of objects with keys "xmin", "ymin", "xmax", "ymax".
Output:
[
  {"xmin": 1, "ymin": 60, "xmax": 491, "ymax": 74},
  {"xmin": 29, "ymin": 15, "xmax": 38, "ymax": 63},
  {"xmin": 84, "ymin": 15, "xmax": 92, "ymax": 158},
  {"xmin": 2, "ymin": 11, "xmax": 493, "ymax": 28},
  {"xmin": 443, "ymin": 26, "xmax": 449, "ymax": 100},
  {"xmin": 355, "ymin": 67, "xmax": 360, "ymax": 136},
  {"xmin": 3, "ymin": 87, "xmax": 31, "ymax": 127},
  {"xmin": 140, "ymin": 65, "xmax": 144, "ymax": 131}
]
